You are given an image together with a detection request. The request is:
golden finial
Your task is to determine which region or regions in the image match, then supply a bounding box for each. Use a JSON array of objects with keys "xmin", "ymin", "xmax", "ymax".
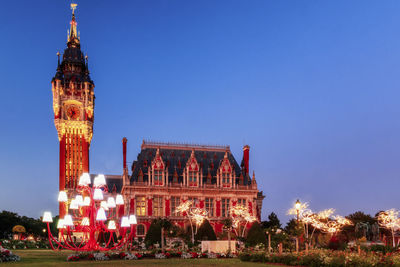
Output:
[{"xmin": 71, "ymin": 3, "xmax": 78, "ymax": 15}]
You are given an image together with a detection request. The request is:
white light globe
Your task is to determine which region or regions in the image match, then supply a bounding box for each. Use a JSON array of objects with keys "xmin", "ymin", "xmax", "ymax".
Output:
[
  {"xmin": 57, "ymin": 219, "xmax": 65, "ymax": 229},
  {"xmin": 129, "ymin": 214, "xmax": 137, "ymax": 225},
  {"xmin": 42, "ymin": 211, "xmax": 53, "ymax": 223},
  {"xmin": 83, "ymin": 196, "xmax": 91, "ymax": 206},
  {"xmin": 107, "ymin": 197, "xmax": 116, "ymax": 208},
  {"xmin": 100, "ymin": 201, "xmax": 109, "ymax": 211},
  {"xmin": 94, "ymin": 174, "xmax": 106, "ymax": 187},
  {"xmin": 69, "ymin": 199, "xmax": 79, "ymax": 210},
  {"xmin": 120, "ymin": 216, "xmax": 130, "ymax": 227},
  {"xmin": 115, "ymin": 194, "xmax": 124, "ymax": 205},
  {"xmin": 96, "ymin": 208, "xmax": 107, "ymax": 221},
  {"xmin": 58, "ymin": 191, "xmax": 68, "ymax": 202},
  {"xmin": 64, "ymin": 215, "xmax": 74, "ymax": 226},
  {"xmin": 108, "ymin": 220, "xmax": 116, "ymax": 230},
  {"xmin": 81, "ymin": 217, "xmax": 90, "ymax": 226},
  {"xmin": 93, "ymin": 189, "xmax": 103, "ymax": 200},
  {"xmin": 75, "ymin": 195, "xmax": 84, "ymax": 206}
]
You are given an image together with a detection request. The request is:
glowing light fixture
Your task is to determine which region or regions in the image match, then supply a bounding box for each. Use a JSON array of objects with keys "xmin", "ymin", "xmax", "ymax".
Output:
[
  {"xmin": 108, "ymin": 220, "xmax": 116, "ymax": 230},
  {"xmin": 101, "ymin": 201, "xmax": 109, "ymax": 211},
  {"xmin": 83, "ymin": 196, "xmax": 91, "ymax": 206},
  {"xmin": 75, "ymin": 195, "xmax": 84, "ymax": 206},
  {"xmin": 94, "ymin": 174, "xmax": 106, "ymax": 187},
  {"xmin": 115, "ymin": 194, "xmax": 124, "ymax": 205},
  {"xmin": 107, "ymin": 197, "xmax": 116, "ymax": 208},
  {"xmin": 129, "ymin": 214, "xmax": 137, "ymax": 225},
  {"xmin": 58, "ymin": 191, "xmax": 68, "ymax": 202},
  {"xmin": 79, "ymin": 173, "xmax": 91, "ymax": 186},
  {"xmin": 121, "ymin": 216, "xmax": 130, "ymax": 227},
  {"xmin": 42, "ymin": 211, "xmax": 53, "ymax": 223},
  {"xmin": 93, "ymin": 189, "xmax": 103, "ymax": 200},
  {"xmin": 57, "ymin": 219, "xmax": 65, "ymax": 229},
  {"xmin": 81, "ymin": 217, "xmax": 90, "ymax": 226},
  {"xmin": 64, "ymin": 215, "xmax": 74, "ymax": 226},
  {"xmin": 96, "ymin": 208, "xmax": 107, "ymax": 221},
  {"xmin": 69, "ymin": 199, "xmax": 79, "ymax": 210}
]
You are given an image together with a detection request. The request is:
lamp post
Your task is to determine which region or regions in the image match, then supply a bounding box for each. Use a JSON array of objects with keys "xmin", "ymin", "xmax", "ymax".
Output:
[
  {"xmin": 42, "ymin": 173, "xmax": 136, "ymax": 251},
  {"xmin": 295, "ymin": 199, "xmax": 301, "ymax": 253}
]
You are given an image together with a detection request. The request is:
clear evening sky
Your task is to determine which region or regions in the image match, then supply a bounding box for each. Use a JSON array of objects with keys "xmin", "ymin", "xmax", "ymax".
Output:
[{"xmin": 0, "ymin": 0, "xmax": 399, "ymax": 223}]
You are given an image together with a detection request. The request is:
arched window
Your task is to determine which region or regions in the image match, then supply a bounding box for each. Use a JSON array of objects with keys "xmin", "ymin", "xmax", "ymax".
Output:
[{"xmin": 136, "ymin": 224, "xmax": 146, "ymax": 236}]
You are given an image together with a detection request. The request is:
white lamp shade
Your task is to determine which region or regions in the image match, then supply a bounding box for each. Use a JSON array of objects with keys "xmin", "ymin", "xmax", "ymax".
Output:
[
  {"xmin": 57, "ymin": 219, "xmax": 65, "ymax": 229},
  {"xmin": 108, "ymin": 220, "xmax": 116, "ymax": 230},
  {"xmin": 96, "ymin": 208, "xmax": 107, "ymax": 221},
  {"xmin": 129, "ymin": 215, "xmax": 137, "ymax": 225},
  {"xmin": 58, "ymin": 191, "xmax": 68, "ymax": 202},
  {"xmin": 115, "ymin": 194, "xmax": 124, "ymax": 205},
  {"xmin": 83, "ymin": 196, "xmax": 91, "ymax": 206},
  {"xmin": 93, "ymin": 189, "xmax": 103, "ymax": 200},
  {"xmin": 64, "ymin": 215, "xmax": 74, "ymax": 226},
  {"xmin": 94, "ymin": 174, "xmax": 106, "ymax": 187},
  {"xmin": 81, "ymin": 217, "xmax": 90, "ymax": 226},
  {"xmin": 75, "ymin": 195, "xmax": 84, "ymax": 206},
  {"xmin": 120, "ymin": 216, "xmax": 130, "ymax": 227},
  {"xmin": 100, "ymin": 201, "xmax": 109, "ymax": 211},
  {"xmin": 42, "ymin": 211, "xmax": 53, "ymax": 223},
  {"xmin": 107, "ymin": 197, "xmax": 116, "ymax": 208},
  {"xmin": 69, "ymin": 199, "xmax": 79, "ymax": 210},
  {"xmin": 78, "ymin": 173, "xmax": 91, "ymax": 186}
]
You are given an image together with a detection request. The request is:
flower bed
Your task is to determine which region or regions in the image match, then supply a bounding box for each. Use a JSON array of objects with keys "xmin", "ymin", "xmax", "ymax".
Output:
[
  {"xmin": 0, "ymin": 239, "xmax": 50, "ymax": 250},
  {"xmin": 239, "ymin": 249, "xmax": 400, "ymax": 267},
  {"xmin": 0, "ymin": 247, "xmax": 20, "ymax": 263}
]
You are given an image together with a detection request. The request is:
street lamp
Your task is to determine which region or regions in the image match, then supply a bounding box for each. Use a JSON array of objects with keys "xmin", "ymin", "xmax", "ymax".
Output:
[{"xmin": 295, "ymin": 199, "xmax": 301, "ymax": 222}]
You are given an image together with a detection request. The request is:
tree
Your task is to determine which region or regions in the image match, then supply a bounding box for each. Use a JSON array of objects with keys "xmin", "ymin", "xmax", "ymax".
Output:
[
  {"xmin": 144, "ymin": 219, "xmax": 162, "ymax": 247},
  {"xmin": 246, "ymin": 221, "xmax": 266, "ymax": 246},
  {"xmin": 195, "ymin": 219, "xmax": 216, "ymax": 241},
  {"xmin": 262, "ymin": 212, "xmax": 281, "ymax": 229}
]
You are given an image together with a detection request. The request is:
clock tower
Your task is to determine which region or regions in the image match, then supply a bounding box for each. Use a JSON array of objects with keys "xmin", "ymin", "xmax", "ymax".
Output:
[{"xmin": 51, "ymin": 3, "xmax": 94, "ymax": 217}]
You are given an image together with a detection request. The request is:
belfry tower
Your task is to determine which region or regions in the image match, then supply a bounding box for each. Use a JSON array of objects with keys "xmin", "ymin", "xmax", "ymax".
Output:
[{"xmin": 52, "ymin": 3, "xmax": 94, "ymax": 216}]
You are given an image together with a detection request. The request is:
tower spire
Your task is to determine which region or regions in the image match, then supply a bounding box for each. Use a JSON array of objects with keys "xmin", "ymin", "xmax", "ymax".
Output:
[{"xmin": 67, "ymin": 3, "xmax": 80, "ymax": 47}]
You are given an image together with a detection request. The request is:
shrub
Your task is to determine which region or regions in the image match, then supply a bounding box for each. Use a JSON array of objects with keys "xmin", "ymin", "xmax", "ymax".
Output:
[
  {"xmin": 195, "ymin": 219, "xmax": 216, "ymax": 241},
  {"xmin": 246, "ymin": 222, "xmax": 266, "ymax": 246}
]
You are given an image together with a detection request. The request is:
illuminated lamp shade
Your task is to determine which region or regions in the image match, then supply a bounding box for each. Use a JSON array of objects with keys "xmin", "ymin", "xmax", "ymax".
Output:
[
  {"xmin": 120, "ymin": 216, "xmax": 130, "ymax": 228},
  {"xmin": 83, "ymin": 196, "xmax": 91, "ymax": 206},
  {"xmin": 107, "ymin": 197, "xmax": 116, "ymax": 208},
  {"xmin": 42, "ymin": 211, "xmax": 53, "ymax": 223},
  {"xmin": 100, "ymin": 201, "xmax": 109, "ymax": 211},
  {"xmin": 78, "ymin": 173, "xmax": 91, "ymax": 186},
  {"xmin": 64, "ymin": 215, "xmax": 74, "ymax": 226},
  {"xmin": 115, "ymin": 194, "xmax": 124, "ymax": 205},
  {"xmin": 94, "ymin": 174, "xmax": 106, "ymax": 187},
  {"xmin": 93, "ymin": 189, "xmax": 103, "ymax": 200},
  {"xmin": 58, "ymin": 191, "xmax": 68, "ymax": 202},
  {"xmin": 108, "ymin": 220, "xmax": 116, "ymax": 230},
  {"xmin": 57, "ymin": 219, "xmax": 65, "ymax": 229},
  {"xmin": 75, "ymin": 195, "xmax": 84, "ymax": 206},
  {"xmin": 81, "ymin": 217, "xmax": 90, "ymax": 226},
  {"xmin": 96, "ymin": 208, "xmax": 107, "ymax": 221},
  {"xmin": 69, "ymin": 199, "xmax": 79, "ymax": 210},
  {"xmin": 129, "ymin": 214, "xmax": 137, "ymax": 225}
]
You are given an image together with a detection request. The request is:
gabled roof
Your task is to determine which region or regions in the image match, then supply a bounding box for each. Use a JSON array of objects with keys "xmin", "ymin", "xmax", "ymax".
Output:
[{"xmin": 130, "ymin": 141, "xmax": 250, "ymax": 185}]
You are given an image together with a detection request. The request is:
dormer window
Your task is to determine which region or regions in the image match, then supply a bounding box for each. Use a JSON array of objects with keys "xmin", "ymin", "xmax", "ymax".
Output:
[
  {"xmin": 154, "ymin": 170, "xmax": 163, "ymax": 185},
  {"xmin": 222, "ymin": 173, "xmax": 229, "ymax": 184},
  {"xmin": 138, "ymin": 169, "xmax": 144, "ymax": 182},
  {"xmin": 189, "ymin": 171, "xmax": 197, "ymax": 186}
]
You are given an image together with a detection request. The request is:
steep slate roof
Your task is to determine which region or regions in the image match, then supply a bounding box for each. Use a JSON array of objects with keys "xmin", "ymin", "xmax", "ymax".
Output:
[{"xmin": 130, "ymin": 141, "xmax": 250, "ymax": 185}]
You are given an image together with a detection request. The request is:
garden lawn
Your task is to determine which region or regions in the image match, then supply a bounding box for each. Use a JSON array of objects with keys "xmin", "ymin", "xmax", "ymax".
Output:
[{"xmin": 3, "ymin": 250, "xmax": 278, "ymax": 266}]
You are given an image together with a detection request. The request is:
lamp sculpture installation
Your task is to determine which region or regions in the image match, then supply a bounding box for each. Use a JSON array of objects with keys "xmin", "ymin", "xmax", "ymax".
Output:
[
  {"xmin": 287, "ymin": 200, "xmax": 352, "ymax": 249},
  {"xmin": 42, "ymin": 173, "xmax": 137, "ymax": 251},
  {"xmin": 175, "ymin": 200, "xmax": 208, "ymax": 243},
  {"xmin": 230, "ymin": 204, "xmax": 256, "ymax": 238},
  {"xmin": 377, "ymin": 209, "xmax": 400, "ymax": 247}
]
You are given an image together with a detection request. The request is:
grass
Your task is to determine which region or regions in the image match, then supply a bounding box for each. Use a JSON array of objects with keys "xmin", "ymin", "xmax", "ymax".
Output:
[{"xmin": 3, "ymin": 250, "xmax": 279, "ymax": 266}]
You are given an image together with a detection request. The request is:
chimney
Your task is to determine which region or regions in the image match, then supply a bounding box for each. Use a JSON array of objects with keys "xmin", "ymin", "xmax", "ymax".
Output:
[
  {"xmin": 122, "ymin": 137, "xmax": 127, "ymax": 170},
  {"xmin": 243, "ymin": 145, "xmax": 250, "ymax": 175}
]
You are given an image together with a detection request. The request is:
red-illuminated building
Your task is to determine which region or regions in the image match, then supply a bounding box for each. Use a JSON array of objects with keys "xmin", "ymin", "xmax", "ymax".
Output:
[
  {"xmin": 52, "ymin": 5, "xmax": 94, "ymax": 218},
  {"xmin": 120, "ymin": 140, "xmax": 265, "ymax": 236},
  {"xmin": 52, "ymin": 4, "xmax": 264, "ymax": 236}
]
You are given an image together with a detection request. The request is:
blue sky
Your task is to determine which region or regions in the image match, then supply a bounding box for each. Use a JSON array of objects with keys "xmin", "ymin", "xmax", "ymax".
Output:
[{"xmin": 0, "ymin": 0, "xmax": 399, "ymax": 223}]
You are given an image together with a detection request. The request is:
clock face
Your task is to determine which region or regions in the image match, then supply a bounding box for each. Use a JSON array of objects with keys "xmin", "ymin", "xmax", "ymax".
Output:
[{"xmin": 66, "ymin": 106, "xmax": 80, "ymax": 120}]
